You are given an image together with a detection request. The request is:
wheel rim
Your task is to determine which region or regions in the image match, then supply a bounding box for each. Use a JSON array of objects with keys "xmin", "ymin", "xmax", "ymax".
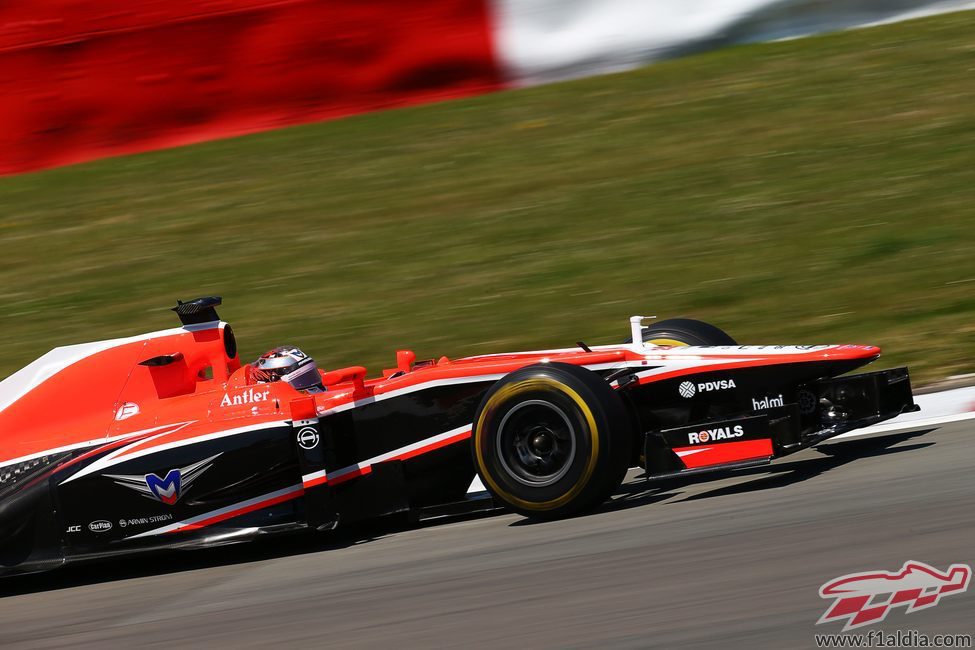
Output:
[{"xmin": 496, "ymin": 400, "xmax": 577, "ymax": 487}]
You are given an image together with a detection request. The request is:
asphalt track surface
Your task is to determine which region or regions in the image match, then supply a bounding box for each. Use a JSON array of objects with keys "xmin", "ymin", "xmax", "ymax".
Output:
[{"xmin": 1, "ymin": 422, "xmax": 972, "ymax": 648}]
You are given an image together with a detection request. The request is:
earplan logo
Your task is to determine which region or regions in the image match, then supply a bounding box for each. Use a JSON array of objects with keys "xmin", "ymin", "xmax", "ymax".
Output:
[
  {"xmin": 817, "ymin": 561, "xmax": 971, "ymax": 631},
  {"xmin": 106, "ymin": 453, "xmax": 222, "ymax": 505}
]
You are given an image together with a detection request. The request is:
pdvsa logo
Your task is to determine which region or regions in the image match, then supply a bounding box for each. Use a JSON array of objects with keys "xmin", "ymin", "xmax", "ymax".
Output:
[
  {"xmin": 678, "ymin": 379, "xmax": 736, "ymax": 398},
  {"xmin": 106, "ymin": 453, "xmax": 221, "ymax": 505},
  {"xmin": 688, "ymin": 424, "xmax": 744, "ymax": 444}
]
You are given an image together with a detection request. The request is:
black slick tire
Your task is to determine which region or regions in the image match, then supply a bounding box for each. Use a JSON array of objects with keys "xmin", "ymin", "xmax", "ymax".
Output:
[{"xmin": 471, "ymin": 363, "xmax": 632, "ymax": 519}]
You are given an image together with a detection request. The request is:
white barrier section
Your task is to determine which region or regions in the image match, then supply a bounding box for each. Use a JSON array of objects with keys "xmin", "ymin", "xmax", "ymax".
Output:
[{"xmin": 493, "ymin": 0, "xmax": 975, "ymax": 86}]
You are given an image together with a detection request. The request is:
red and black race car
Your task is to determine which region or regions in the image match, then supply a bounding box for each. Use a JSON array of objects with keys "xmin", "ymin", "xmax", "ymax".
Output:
[{"xmin": 0, "ymin": 297, "xmax": 917, "ymax": 576}]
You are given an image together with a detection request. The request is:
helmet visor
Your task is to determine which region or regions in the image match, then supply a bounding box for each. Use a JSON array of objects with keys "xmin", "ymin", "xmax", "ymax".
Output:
[
  {"xmin": 253, "ymin": 346, "xmax": 322, "ymax": 391},
  {"xmin": 282, "ymin": 361, "xmax": 323, "ymax": 392}
]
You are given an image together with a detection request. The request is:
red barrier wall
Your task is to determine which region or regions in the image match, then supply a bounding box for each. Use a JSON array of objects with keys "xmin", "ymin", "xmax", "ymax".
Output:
[{"xmin": 0, "ymin": 1, "xmax": 500, "ymax": 175}]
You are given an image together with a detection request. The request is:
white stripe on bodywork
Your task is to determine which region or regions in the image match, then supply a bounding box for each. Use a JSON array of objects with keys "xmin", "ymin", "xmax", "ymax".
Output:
[
  {"xmin": 126, "ymin": 483, "xmax": 305, "ymax": 539},
  {"xmin": 461, "ymin": 344, "xmax": 645, "ymax": 358},
  {"xmin": 3, "ymin": 351, "xmax": 833, "ymax": 475},
  {"xmin": 5, "ymin": 365, "xmax": 606, "ymax": 477},
  {"xmin": 304, "ymin": 423, "xmax": 473, "ymax": 485},
  {"xmin": 637, "ymin": 345, "xmax": 836, "ymax": 355},
  {"xmin": 318, "ymin": 374, "xmax": 506, "ymax": 416},
  {"xmin": 315, "ymin": 361, "xmax": 628, "ymax": 417},
  {"xmin": 621, "ymin": 347, "xmax": 851, "ymax": 383},
  {"xmin": 626, "ymin": 357, "xmax": 760, "ymax": 383},
  {"xmin": 0, "ymin": 321, "xmax": 224, "ymax": 416},
  {"xmin": 0, "ymin": 422, "xmax": 193, "ymax": 470},
  {"xmin": 140, "ymin": 423, "xmax": 479, "ymax": 538},
  {"xmin": 675, "ymin": 448, "xmax": 709, "ymax": 458},
  {"xmin": 301, "ymin": 468, "xmax": 329, "ymax": 486},
  {"xmin": 469, "ymin": 344, "xmax": 840, "ymax": 358},
  {"xmin": 60, "ymin": 419, "xmax": 290, "ymax": 484}
]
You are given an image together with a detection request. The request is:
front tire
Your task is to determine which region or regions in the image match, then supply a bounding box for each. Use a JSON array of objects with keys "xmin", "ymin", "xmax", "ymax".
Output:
[
  {"xmin": 631, "ymin": 317, "xmax": 737, "ymax": 346},
  {"xmin": 471, "ymin": 363, "xmax": 632, "ymax": 519}
]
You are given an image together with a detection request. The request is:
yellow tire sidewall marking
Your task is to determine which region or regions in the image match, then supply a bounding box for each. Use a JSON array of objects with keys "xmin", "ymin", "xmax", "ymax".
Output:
[
  {"xmin": 645, "ymin": 338, "xmax": 689, "ymax": 347},
  {"xmin": 474, "ymin": 377, "xmax": 600, "ymax": 512}
]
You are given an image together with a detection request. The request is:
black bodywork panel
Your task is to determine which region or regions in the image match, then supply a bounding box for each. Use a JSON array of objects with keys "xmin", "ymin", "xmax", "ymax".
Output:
[
  {"xmin": 638, "ymin": 367, "xmax": 917, "ymax": 479},
  {"xmin": 0, "ymin": 357, "xmax": 918, "ymax": 577}
]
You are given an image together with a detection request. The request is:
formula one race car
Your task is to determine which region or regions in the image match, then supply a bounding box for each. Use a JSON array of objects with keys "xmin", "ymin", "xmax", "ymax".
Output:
[{"xmin": 0, "ymin": 298, "xmax": 918, "ymax": 576}]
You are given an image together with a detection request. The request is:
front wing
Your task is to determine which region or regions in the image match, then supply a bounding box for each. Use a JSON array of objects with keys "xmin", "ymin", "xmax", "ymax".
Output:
[{"xmin": 642, "ymin": 368, "xmax": 918, "ymax": 479}]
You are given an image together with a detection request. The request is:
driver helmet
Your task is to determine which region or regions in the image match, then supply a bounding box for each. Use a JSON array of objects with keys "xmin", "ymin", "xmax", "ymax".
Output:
[{"xmin": 252, "ymin": 346, "xmax": 324, "ymax": 392}]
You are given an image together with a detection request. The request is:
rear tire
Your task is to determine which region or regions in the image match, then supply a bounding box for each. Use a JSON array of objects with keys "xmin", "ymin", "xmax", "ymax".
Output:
[
  {"xmin": 630, "ymin": 317, "xmax": 737, "ymax": 346},
  {"xmin": 471, "ymin": 363, "xmax": 632, "ymax": 519}
]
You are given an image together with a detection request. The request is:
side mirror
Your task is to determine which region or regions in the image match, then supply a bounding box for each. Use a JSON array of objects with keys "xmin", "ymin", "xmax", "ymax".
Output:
[
  {"xmin": 396, "ymin": 350, "xmax": 416, "ymax": 373},
  {"xmin": 322, "ymin": 366, "xmax": 367, "ymax": 394}
]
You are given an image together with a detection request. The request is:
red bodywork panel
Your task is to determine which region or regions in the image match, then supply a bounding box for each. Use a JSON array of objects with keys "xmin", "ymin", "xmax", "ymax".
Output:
[
  {"xmin": 673, "ymin": 439, "xmax": 775, "ymax": 469},
  {"xmin": 0, "ymin": 321, "xmax": 881, "ymax": 469}
]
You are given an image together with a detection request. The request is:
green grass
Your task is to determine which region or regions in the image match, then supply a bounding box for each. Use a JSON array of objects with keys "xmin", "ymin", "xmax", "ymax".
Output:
[{"xmin": 2, "ymin": 11, "xmax": 974, "ymax": 385}]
